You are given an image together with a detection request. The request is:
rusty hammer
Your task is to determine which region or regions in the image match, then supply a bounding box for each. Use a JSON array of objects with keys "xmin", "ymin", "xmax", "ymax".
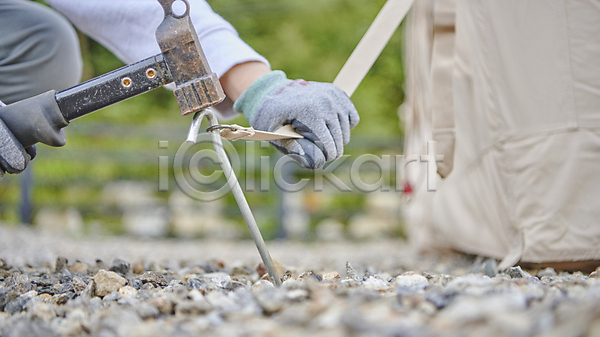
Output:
[{"xmin": 0, "ymin": 0, "xmax": 225, "ymax": 149}]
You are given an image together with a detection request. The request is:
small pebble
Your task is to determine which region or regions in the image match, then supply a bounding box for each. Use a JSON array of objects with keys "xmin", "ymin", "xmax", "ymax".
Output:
[
  {"xmin": 346, "ymin": 262, "xmax": 361, "ymax": 282},
  {"xmin": 323, "ymin": 271, "xmax": 341, "ymax": 281},
  {"xmin": 506, "ymin": 266, "xmax": 526, "ymax": 278},
  {"xmin": 483, "ymin": 259, "xmax": 498, "ymax": 277},
  {"xmin": 187, "ymin": 278, "xmax": 209, "ymax": 293},
  {"xmin": 69, "ymin": 261, "xmax": 89, "ymax": 274},
  {"xmin": 286, "ymin": 289, "xmax": 309, "ymax": 301},
  {"xmin": 55, "ymin": 257, "xmax": 68, "ymax": 274},
  {"xmin": 109, "ymin": 258, "xmax": 131, "ymax": 275},
  {"xmin": 538, "ymin": 267, "xmax": 558, "ymax": 278},
  {"xmin": 138, "ymin": 272, "xmax": 167, "ymax": 287},
  {"xmin": 118, "ymin": 286, "xmax": 137, "ymax": 297},
  {"xmin": 92, "ymin": 269, "xmax": 127, "ymax": 297},
  {"xmin": 394, "ymin": 272, "xmax": 429, "ymax": 289},
  {"xmin": 132, "ymin": 261, "xmax": 145, "ymax": 274},
  {"xmin": 298, "ymin": 271, "xmax": 322, "ymax": 282}
]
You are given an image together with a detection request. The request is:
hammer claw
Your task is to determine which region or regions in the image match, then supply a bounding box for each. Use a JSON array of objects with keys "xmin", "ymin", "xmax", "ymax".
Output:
[
  {"xmin": 158, "ymin": 0, "xmax": 190, "ymax": 18},
  {"xmin": 156, "ymin": 0, "xmax": 226, "ymax": 116}
]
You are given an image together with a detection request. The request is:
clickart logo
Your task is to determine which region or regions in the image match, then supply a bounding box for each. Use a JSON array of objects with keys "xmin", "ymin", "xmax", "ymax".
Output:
[{"xmin": 158, "ymin": 138, "xmax": 442, "ymax": 201}]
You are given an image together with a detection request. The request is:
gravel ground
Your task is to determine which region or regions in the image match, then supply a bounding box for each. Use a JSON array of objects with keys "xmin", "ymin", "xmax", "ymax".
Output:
[{"xmin": 0, "ymin": 224, "xmax": 599, "ymax": 337}]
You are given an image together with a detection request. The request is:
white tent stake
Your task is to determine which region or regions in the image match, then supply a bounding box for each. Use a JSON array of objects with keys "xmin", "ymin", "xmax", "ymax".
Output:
[{"xmin": 187, "ymin": 108, "xmax": 282, "ymax": 286}]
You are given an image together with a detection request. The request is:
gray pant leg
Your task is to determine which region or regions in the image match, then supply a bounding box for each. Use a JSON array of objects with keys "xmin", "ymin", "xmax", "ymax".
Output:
[{"xmin": 0, "ymin": 0, "xmax": 82, "ymax": 104}]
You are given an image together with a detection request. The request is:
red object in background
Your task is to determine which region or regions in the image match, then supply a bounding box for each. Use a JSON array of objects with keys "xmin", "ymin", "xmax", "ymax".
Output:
[{"xmin": 403, "ymin": 180, "xmax": 413, "ymax": 195}]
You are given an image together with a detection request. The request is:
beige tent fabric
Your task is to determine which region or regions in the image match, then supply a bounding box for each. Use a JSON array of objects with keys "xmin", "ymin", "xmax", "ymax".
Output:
[
  {"xmin": 401, "ymin": 0, "xmax": 456, "ymax": 251},
  {"xmin": 402, "ymin": 0, "xmax": 600, "ymax": 268},
  {"xmin": 399, "ymin": 0, "xmax": 436, "ymax": 250},
  {"xmin": 429, "ymin": 0, "xmax": 456, "ymax": 178}
]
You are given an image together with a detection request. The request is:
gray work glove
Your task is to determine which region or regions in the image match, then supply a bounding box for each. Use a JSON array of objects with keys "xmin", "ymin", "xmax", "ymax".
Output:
[
  {"xmin": 0, "ymin": 101, "xmax": 36, "ymax": 179},
  {"xmin": 233, "ymin": 71, "xmax": 359, "ymax": 170}
]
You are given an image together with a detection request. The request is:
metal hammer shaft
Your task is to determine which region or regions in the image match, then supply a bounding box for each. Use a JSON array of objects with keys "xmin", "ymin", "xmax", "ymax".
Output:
[{"xmin": 56, "ymin": 54, "xmax": 173, "ymax": 122}]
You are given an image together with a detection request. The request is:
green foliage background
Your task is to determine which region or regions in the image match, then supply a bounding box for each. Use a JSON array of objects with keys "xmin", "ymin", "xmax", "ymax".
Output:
[{"xmin": 0, "ymin": 0, "xmax": 406, "ymax": 236}]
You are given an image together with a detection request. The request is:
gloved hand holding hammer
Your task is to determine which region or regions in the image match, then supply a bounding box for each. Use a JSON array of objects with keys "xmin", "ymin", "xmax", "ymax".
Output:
[{"xmin": 0, "ymin": 101, "xmax": 36, "ymax": 178}]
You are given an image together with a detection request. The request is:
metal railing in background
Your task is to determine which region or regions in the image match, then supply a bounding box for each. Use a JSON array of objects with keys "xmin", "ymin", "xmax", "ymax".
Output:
[{"xmin": 8, "ymin": 121, "xmax": 403, "ymax": 239}]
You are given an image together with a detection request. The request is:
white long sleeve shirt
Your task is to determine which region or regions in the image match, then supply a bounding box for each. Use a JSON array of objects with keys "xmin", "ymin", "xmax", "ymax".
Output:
[{"xmin": 45, "ymin": 0, "xmax": 269, "ymax": 118}]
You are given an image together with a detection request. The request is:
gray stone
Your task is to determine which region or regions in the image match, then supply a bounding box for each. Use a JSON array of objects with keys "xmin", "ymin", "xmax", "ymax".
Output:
[
  {"xmin": 346, "ymin": 262, "xmax": 361, "ymax": 282},
  {"xmin": 142, "ymin": 283, "xmax": 156, "ymax": 291},
  {"xmin": 175, "ymin": 299, "xmax": 213, "ymax": 316},
  {"xmin": 187, "ymin": 278, "xmax": 208, "ymax": 291},
  {"xmin": 394, "ymin": 272, "xmax": 429, "ymax": 290},
  {"xmin": 59, "ymin": 283, "xmax": 75, "ymax": 294},
  {"xmin": 483, "ymin": 259, "xmax": 498, "ymax": 277},
  {"xmin": 103, "ymin": 291, "xmax": 121, "ymax": 302},
  {"xmin": 362, "ymin": 275, "xmax": 392, "ymax": 291},
  {"xmin": 229, "ymin": 266, "xmax": 253, "ymax": 276},
  {"xmin": 4, "ymin": 296, "xmax": 30, "ymax": 314},
  {"xmin": 109, "ymin": 258, "xmax": 131, "ymax": 275},
  {"xmin": 27, "ymin": 301, "xmax": 56, "ymax": 323},
  {"xmin": 0, "ymin": 288, "xmax": 18, "ymax": 311},
  {"xmin": 6, "ymin": 319, "xmax": 58, "ymax": 337},
  {"xmin": 0, "ymin": 259, "xmax": 11, "ymax": 270},
  {"xmin": 298, "ymin": 271, "xmax": 322, "ymax": 282},
  {"xmin": 90, "ymin": 308, "xmax": 142, "ymax": 336},
  {"xmin": 506, "ymin": 266, "xmax": 525, "ymax": 279},
  {"xmin": 32, "ymin": 274, "xmax": 59, "ymax": 288},
  {"xmin": 200, "ymin": 272, "xmax": 231, "ymax": 286},
  {"xmin": 138, "ymin": 272, "xmax": 168, "ymax": 287},
  {"xmin": 167, "ymin": 279, "xmax": 184, "ymax": 289},
  {"xmin": 286, "ymin": 289, "xmax": 309, "ymax": 301},
  {"xmin": 71, "ymin": 275, "xmax": 88, "ymax": 293},
  {"xmin": 81, "ymin": 281, "xmax": 95, "ymax": 298},
  {"xmin": 252, "ymin": 281, "xmax": 286, "ymax": 314},
  {"xmin": 132, "ymin": 279, "xmax": 143, "ymax": 290},
  {"xmin": 147, "ymin": 295, "xmax": 176, "ymax": 315},
  {"xmin": 6, "ymin": 274, "xmax": 34, "ymax": 295},
  {"xmin": 58, "ymin": 273, "xmax": 72, "ymax": 285},
  {"xmin": 132, "ymin": 302, "xmax": 160, "ymax": 319},
  {"xmin": 424, "ymin": 287, "xmax": 458, "ymax": 309},
  {"xmin": 538, "ymin": 267, "xmax": 558, "ymax": 278},
  {"xmin": 55, "ymin": 257, "xmax": 68, "ymax": 273},
  {"xmin": 221, "ymin": 280, "xmax": 246, "ymax": 292}
]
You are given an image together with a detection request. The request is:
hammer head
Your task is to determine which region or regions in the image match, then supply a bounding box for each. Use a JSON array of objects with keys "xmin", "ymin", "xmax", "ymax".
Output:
[{"xmin": 156, "ymin": 0, "xmax": 226, "ymax": 115}]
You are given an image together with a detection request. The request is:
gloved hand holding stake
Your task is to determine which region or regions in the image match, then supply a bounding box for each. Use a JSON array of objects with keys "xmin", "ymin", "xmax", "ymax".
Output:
[{"xmin": 233, "ymin": 71, "xmax": 359, "ymax": 170}]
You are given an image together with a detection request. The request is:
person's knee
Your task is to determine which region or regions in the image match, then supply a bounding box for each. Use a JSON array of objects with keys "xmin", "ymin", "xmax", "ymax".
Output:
[
  {"xmin": 0, "ymin": 0, "xmax": 82, "ymax": 102},
  {"xmin": 24, "ymin": 3, "xmax": 83, "ymax": 92}
]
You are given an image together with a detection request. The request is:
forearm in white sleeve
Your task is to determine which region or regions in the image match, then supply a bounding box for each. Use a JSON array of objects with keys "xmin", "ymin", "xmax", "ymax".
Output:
[{"xmin": 45, "ymin": 0, "xmax": 269, "ymax": 119}]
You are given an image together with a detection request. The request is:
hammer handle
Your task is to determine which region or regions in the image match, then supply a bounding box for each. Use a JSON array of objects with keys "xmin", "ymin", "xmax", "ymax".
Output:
[{"xmin": 55, "ymin": 54, "xmax": 173, "ymax": 122}]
